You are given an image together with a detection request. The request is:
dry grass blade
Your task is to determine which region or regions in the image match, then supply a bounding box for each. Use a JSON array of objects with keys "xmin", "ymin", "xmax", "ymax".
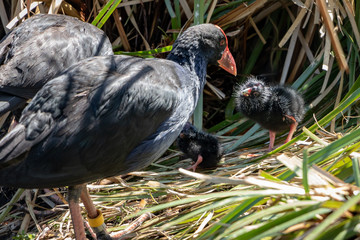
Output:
[
  {"xmin": 121, "ymin": 0, "xmax": 150, "ymax": 50},
  {"xmin": 288, "ymin": 12, "xmax": 319, "ymax": 82},
  {"xmin": 213, "ymin": 0, "xmax": 268, "ymax": 27},
  {"xmin": 277, "ymin": 154, "xmax": 332, "ymax": 186},
  {"xmin": 206, "ymin": 0, "xmax": 217, "ymax": 23},
  {"xmin": 320, "ymin": 56, "xmax": 334, "ymax": 93},
  {"xmin": 48, "ymin": 0, "xmax": 63, "ymax": 14},
  {"xmin": 179, "ymin": 168, "xmax": 307, "ymax": 195},
  {"xmin": 24, "ymin": 190, "xmax": 41, "ymax": 232},
  {"xmin": 302, "ymin": 0, "xmax": 314, "ymax": 27},
  {"xmin": 18, "ymin": 213, "xmax": 31, "ymax": 235},
  {"xmin": 116, "ymin": 0, "xmax": 154, "ymax": 8},
  {"xmin": 0, "ymin": 1, "xmax": 9, "ymax": 33},
  {"xmin": 322, "ymin": 30, "xmax": 332, "ymax": 71},
  {"xmin": 179, "ymin": 0, "xmax": 193, "ymax": 20},
  {"xmin": 310, "ymin": 69, "xmax": 341, "ymax": 107},
  {"xmin": 343, "ymin": 0, "xmax": 360, "ymax": 49},
  {"xmin": 59, "ymin": 2, "xmax": 82, "ymax": 19},
  {"xmin": 113, "ymin": 9, "xmax": 131, "ymax": 51},
  {"xmin": 6, "ymin": 2, "xmax": 40, "ymax": 29},
  {"xmin": 286, "ymin": 5, "xmax": 316, "ymax": 62},
  {"xmin": 280, "ymin": 16, "xmax": 300, "ymax": 85},
  {"xmin": 249, "ymin": 17, "xmax": 266, "ymax": 44},
  {"xmin": 291, "ymin": 0, "xmax": 308, "ymax": 9},
  {"xmin": 316, "ymin": 0, "xmax": 349, "ymax": 73},
  {"xmin": 279, "ymin": 0, "xmax": 311, "ymax": 48},
  {"xmin": 110, "ymin": 213, "xmax": 152, "ymax": 239},
  {"xmin": 252, "ymin": 1, "xmax": 283, "ymax": 23},
  {"xmin": 205, "ymin": 81, "xmax": 225, "ymax": 99}
]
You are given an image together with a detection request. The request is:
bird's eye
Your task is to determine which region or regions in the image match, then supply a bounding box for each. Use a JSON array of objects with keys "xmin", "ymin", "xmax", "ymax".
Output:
[
  {"xmin": 253, "ymin": 92, "xmax": 260, "ymax": 97},
  {"xmin": 220, "ymin": 39, "xmax": 226, "ymax": 46}
]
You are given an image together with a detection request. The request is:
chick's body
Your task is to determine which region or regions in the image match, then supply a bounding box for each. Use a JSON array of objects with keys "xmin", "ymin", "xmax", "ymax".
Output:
[
  {"xmin": 235, "ymin": 77, "xmax": 305, "ymax": 150},
  {"xmin": 177, "ymin": 123, "xmax": 221, "ymax": 171}
]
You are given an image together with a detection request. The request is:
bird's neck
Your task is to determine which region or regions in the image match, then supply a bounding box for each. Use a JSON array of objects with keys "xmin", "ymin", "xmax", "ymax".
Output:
[{"xmin": 167, "ymin": 48, "xmax": 208, "ymax": 88}]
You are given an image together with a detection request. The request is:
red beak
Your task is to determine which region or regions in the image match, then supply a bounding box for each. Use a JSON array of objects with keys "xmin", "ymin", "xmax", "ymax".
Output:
[
  {"xmin": 218, "ymin": 46, "xmax": 237, "ymax": 76},
  {"xmin": 241, "ymin": 87, "xmax": 252, "ymax": 97}
]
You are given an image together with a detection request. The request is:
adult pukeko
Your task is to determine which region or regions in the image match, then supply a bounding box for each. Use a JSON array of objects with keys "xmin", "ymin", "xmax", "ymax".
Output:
[
  {"xmin": 0, "ymin": 24, "xmax": 236, "ymax": 239},
  {"xmin": 235, "ymin": 77, "xmax": 305, "ymax": 150},
  {"xmin": 0, "ymin": 14, "xmax": 113, "ymax": 126},
  {"xmin": 177, "ymin": 122, "xmax": 222, "ymax": 171}
]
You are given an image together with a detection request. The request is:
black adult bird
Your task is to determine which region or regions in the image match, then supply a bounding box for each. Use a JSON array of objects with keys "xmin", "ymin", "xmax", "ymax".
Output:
[
  {"xmin": 0, "ymin": 24, "xmax": 236, "ymax": 239},
  {"xmin": 177, "ymin": 122, "xmax": 222, "ymax": 171},
  {"xmin": 0, "ymin": 14, "xmax": 113, "ymax": 126},
  {"xmin": 235, "ymin": 77, "xmax": 305, "ymax": 150}
]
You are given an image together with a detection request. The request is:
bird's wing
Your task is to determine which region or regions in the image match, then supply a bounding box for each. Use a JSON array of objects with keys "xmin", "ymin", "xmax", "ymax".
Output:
[
  {"xmin": 275, "ymin": 87, "xmax": 304, "ymax": 122},
  {"xmin": 0, "ymin": 14, "xmax": 112, "ymax": 98},
  {"xmin": 0, "ymin": 77, "xmax": 65, "ymax": 168},
  {"xmin": 62, "ymin": 59, "xmax": 184, "ymax": 176},
  {"xmin": 0, "ymin": 56, "xmax": 188, "ymax": 187}
]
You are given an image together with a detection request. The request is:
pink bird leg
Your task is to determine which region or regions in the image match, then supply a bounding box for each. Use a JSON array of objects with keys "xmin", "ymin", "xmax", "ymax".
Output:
[
  {"xmin": 268, "ymin": 131, "xmax": 276, "ymax": 151},
  {"xmin": 269, "ymin": 115, "xmax": 298, "ymax": 150},
  {"xmin": 187, "ymin": 155, "xmax": 203, "ymax": 172},
  {"xmin": 285, "ymin": 122, "xmax": 298, "ymax": 143},
  {"xmin": 68, "ymin": 186, "xmax": 87, "ymax": 240},
  {"xmin": 284, "ymin": 115, "xmax": 298, "ymax": 144}
]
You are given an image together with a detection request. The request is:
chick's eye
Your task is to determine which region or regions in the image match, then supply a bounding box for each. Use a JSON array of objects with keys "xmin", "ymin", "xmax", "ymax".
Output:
[
  {"xmin": 253, "ymin": 92, "xmax": 260, "ymax": 97},
  {"xmin": 220, "ymin": 39, "xmax": 226, "ymax": 46}
]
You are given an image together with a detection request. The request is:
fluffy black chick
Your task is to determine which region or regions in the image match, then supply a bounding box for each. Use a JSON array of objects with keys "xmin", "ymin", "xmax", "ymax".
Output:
[
  {"xmin": 177, "ymin": 123, "xmax": 222, "ymax": 171},
  {"xmin": 235, "ymin": 77, "xmax": 305, "ymax": 150}
]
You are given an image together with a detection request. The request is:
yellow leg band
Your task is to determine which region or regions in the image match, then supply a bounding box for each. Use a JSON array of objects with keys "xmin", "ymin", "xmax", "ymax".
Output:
[{"xmin": 88, "ymin": 209, "xmax": 104, "ymax": 228}]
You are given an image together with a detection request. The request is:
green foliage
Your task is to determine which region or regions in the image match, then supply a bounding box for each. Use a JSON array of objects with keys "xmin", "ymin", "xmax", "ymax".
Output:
[
  {"xmin": 92, "ymin": 0, "xmax": 123, "ymax": 29},
  {"xmin": 115, "ymin": 46, "xmax": 173, "ymax": 58},
  {"xmin": 12, "ymin": 232, "xmax": 36, "ymax": 240}
]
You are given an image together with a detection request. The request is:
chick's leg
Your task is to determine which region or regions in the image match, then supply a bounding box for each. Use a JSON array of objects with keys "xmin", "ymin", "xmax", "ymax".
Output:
[
  {"xmin": 188, "ymin": 155, "xmax": 203, "ymax": 172},
  {"xmin": 285, "ymin": 122, "xmax": 298, "ymax": 143},
  {"xmin": 268, "ymin": 131, "xmax": 276, "ymax": 151}
]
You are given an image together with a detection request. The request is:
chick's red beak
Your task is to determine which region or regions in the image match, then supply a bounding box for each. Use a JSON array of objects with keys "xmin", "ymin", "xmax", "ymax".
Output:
[
  {"xmin": 241, "ymin": 87, "xmax": 252, "ymax": 97},
  {"xmin": 218, "ymin": 46, "xmax": 237, "ymax": 76}
]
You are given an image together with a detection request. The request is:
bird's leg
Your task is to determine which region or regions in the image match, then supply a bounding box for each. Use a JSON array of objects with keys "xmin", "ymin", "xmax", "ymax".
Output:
[
  {"xmin": 187, "ymin": 155, "xmax": 203, "ymax": 172},
  {"xmin": 68, "ymin": 185, "xmax": 87, "ymax": 240},
  {"xmin": 80, "ymin": 186, "xmax": 112, "ymax": 240},
  {"xmin": 285, "ymin": 122, "xmax": 298, "ymax": 143},
  {"xmin": 268, "ymin": 131, "xmax": 276, "ymax": 151}
]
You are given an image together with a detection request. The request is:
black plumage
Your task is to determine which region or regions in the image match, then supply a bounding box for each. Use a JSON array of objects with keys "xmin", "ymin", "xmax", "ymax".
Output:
[
  {"xmin": 177, "ymin": 122, "xmax": 222, "ymax": 171},
  {"xmin": 0, "ymin": 24, "xmax": 236, "ymax": 239},
  {"xmin": 235, "ymin": 77, "xmax": 305, "ymax": 150},
  {"xmin": 0, "ymin": 14, "xmax": 113, "ymax": 121}
]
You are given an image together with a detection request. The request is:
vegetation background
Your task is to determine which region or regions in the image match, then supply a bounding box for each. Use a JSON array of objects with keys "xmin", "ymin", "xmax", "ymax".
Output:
[{"xmin": 0, "ymin": 0, "xmax": 360, "ymax": 239}]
